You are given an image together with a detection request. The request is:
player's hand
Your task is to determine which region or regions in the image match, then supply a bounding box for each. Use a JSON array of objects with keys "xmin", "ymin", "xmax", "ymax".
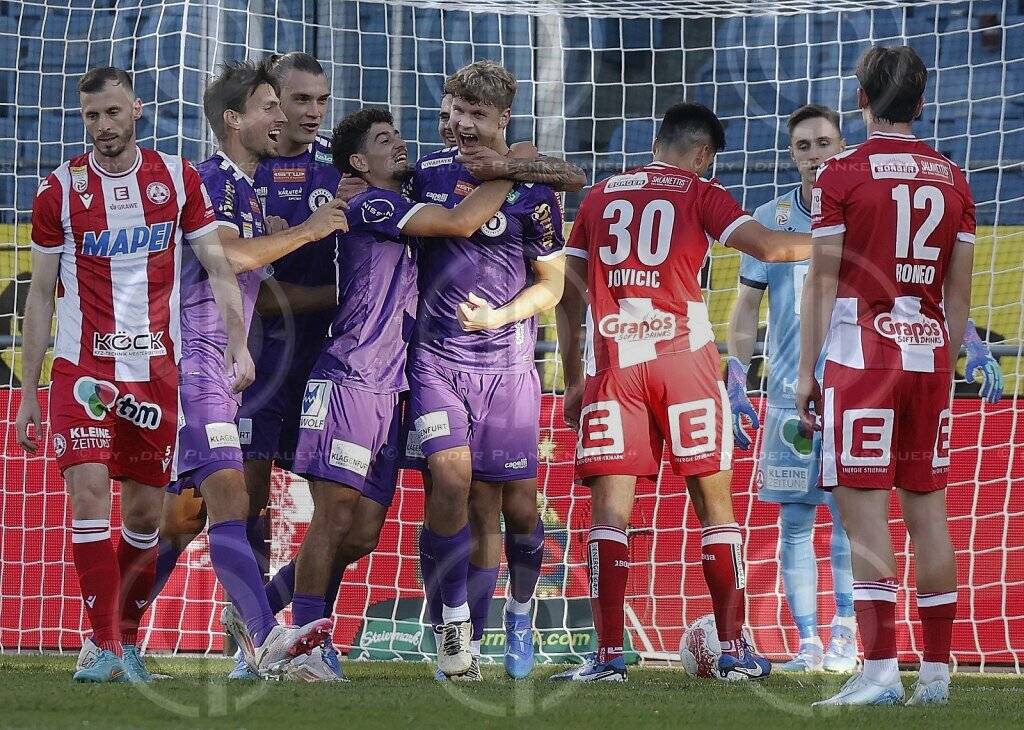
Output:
[
  {"xmin": 266, "ymin": 215, "xmax": 288, "ymax": 235},
  {"xmin": 225, "ymin": 336, "xmax": 256, "ymax": 393},
  {"xmin": 965, "ymin": 335, "xmax": 1003, "ymax": 404},
  {"xmin": 507, "ymin": 141, "xmax": 539, "ymax": 160},
  {"xmin": 456, "ymin": 147, "xmax": 513, "ymax": 181},
  {"xmin": 456, "ymin": 292, "xmax": 504, "ymax": 331},
  {"xmin": 336, "ymin": 174, "xmax": 368, "ymax": 203},
  {"xmin": 303, "ymin": 197, "xmax": 349, "ymax": 241},
  {"xmin": 15, "ymin": 392, "xmax": 42, "ymax": 455},
  {"xmin": 563, "ymin": 378, "xmax": 584, "ymax": 432},
  {"xmin": 725, "ymin": 357, "xmax": 759, "ymax": 450},
  {"xmin": 796, "ymin": 374, "xmax": 823, "ymax": 434}
]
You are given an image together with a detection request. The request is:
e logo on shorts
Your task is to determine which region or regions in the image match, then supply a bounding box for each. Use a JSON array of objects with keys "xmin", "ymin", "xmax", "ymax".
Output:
[
  {"xmin": 578, "ymin": 401, "xmax": 624, "ymax": 459},
  {"xmin": 841, "ymin": 408, "xmax": 894, "ymax": 467}
]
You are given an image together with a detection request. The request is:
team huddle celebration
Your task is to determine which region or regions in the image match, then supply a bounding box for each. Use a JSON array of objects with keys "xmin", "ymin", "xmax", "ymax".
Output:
[{"xmin": 7, "ymin": 15, "xmax": 1014, "ymax": 712}]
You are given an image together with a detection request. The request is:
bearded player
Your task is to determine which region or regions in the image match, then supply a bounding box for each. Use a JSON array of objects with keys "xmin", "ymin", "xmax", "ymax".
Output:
[
  {"xmin": 555, "ymin": 102, "xmax": 813, "ymax": 682},
  {"xmin": 407, "ymin": 61, "xmax": 567, "ymax": 679},
  {"xmin": 167, "ymin": 60, "xmax": 349, "ymax": 679},
  {"xmin": 727, "ymin": 104, "xmax": 857, "ymax": 673},
  {"xmin": 800, "ymin": 46, "xmax": 976, "ymax": 707},
  {"xmin": 15, "ymin": 66, "xmax": 249, "ymax": 683}
]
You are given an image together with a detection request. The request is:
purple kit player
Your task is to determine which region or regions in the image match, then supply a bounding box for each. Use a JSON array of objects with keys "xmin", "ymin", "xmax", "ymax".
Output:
[
  {"xmin": 154, "ymin": 60, "xmax": 349, "ymax": 679},
  {"xmin": 259, "ymin": 107, "xmax": 530, "ymax": 681},
  {"xmin": 408, "ymin": 62, "xmax": 567, "ymax": 679}
]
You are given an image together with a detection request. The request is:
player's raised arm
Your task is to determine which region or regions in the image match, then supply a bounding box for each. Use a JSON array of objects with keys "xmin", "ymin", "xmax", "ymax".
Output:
[
  {"xmin": 724, "ymin": 220, "xmax": 811, "ymax": 262},
  {"xmin": 457, "ymin": 144, "xmax": 588, "ymax": 192},
  {"xmin": 218, "ymin": 196, "xmax": 349, "ymax": 273}
]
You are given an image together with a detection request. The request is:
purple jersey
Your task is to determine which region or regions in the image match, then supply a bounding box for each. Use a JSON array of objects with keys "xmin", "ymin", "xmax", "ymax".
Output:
[
  {"xmin": 409, "ymin": 148, "xmax": 565, "ymax": 373},
  {"xmin": 253, "ymin": 135, "xmax": 340, "ymax": 347},
  {"xmin": 317, "ymin": 187, "xmax": 423, "ymax": 393},
  {"xmin": 181, "ymin": 152, "xmax": 265, "ymax": 388}
]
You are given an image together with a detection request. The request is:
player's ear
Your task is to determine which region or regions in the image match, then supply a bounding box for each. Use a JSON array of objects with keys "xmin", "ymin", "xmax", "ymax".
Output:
[
  {"xmin": 224, "ymin": 108, "xmax": 242, "ymax": 132},
  {"xmin": 838, "ymin": 136, "xmax": 847, "ymax": 152},
  {"xmin": 349, "ymin": 153, "xmax": 369, "ymax": 174},
  {"xmin": 498, "ymin": 107, "xmax": 511, "ymax": 130},
  {"xmin": 131, "ymin": 97, "xmax": 143, "ymax": 121},
  {"xmin": 856, "ymin": 88, "xmax": 869, "ymax": 110},
  {"xmin": 914, "ymin": 96, "xmax": 925, "ymax": 120}
]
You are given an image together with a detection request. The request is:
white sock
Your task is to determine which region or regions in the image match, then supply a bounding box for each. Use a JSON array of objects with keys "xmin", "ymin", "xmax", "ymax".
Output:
[
  {"xmin": 505, "ymin": 596, "xmax": 532, "ymax": 615},
  {"xmin": 919, "ymin": 660, "xmax": 950, "ymax": 684},
  {"xmin": 470, "ymin": 639, "xmax": 482, "ymax": 656},
  {"xmin": 832, "ymin": 615, "xmax": 857, "ymax": 633},
  {"xmin": 433, "ymin": 630, "xmax": 443, "ymax": 651},
  {"xmin": 442, "ymin": 602, "xmax": 470, "ymax": 624},
  {"xmin": 863, "ymin": 657, "xmax": 900, "ymax": 685}
]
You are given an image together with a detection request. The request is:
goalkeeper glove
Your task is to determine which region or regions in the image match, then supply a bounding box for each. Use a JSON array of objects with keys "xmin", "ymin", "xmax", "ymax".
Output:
[
  {"xmin": 964, "ymin": 319, "xmax": 1003, "ymax": 404},
  {"xmin": 726, "ymin": 357, "xmax": 760, "ymax": 451}
]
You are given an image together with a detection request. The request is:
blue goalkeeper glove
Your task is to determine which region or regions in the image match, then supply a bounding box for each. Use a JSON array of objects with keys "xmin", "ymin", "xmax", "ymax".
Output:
[
  {"xmin": 964, "ymin": 319, "xmax": 1003, "ymax": 404},
  {"xmin": 726, "ymin": 357, "xmax": 760, "ymax": 451}
]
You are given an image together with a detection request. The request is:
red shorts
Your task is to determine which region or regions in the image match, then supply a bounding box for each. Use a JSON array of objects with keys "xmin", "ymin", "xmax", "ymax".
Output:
[
  {"xmin": 821, "ymin": 361, "xmax": 952, "ymax": 492},
  {"xmin": 48, "ymin": 359, "xmax": 179, "ymax": 486},
  {"xmin": 575, "ymin": 346, "xmax": 731, "ymax": 482}
]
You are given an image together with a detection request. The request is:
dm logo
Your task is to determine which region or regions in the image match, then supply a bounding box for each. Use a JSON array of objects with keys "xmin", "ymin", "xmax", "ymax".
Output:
[
  {"xmin": 781, "ymin": 415, "xmax": 813, "ymax": 457},
  {"xmin": 73, "ymin": 377, "xmax": 119, "ymax": 420}
]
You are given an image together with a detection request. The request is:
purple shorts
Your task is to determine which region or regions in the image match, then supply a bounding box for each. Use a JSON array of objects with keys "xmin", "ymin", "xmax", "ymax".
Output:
[
  {"xmin": 406, "ymin": 358, "xmax": 540, "ymax": 482},
  {"xmin": 292, "ymin": 375, "xmax": 402, "ymax": 508},
  {"xmin": 238, "ymin": 338, "xmax": 317, "ymax": 470},
  {"xmin": 168, "ymin": 374, "xmax": 243, "ymax": 494}
]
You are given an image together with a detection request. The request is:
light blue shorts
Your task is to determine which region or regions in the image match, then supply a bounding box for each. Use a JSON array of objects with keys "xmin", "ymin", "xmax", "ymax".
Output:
[{"xmin": 755, "ymin": 406, "xmax": 824, "ymax": 505}]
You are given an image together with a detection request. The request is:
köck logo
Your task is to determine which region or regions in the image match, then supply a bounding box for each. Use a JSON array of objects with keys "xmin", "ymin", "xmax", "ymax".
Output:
[{"xmin": 93, "ymin": 331, "xmax": 167, "ymax": 358}]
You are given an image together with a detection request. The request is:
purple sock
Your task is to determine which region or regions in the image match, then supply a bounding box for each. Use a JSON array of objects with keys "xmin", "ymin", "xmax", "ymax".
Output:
[
  {"xmin": 292, "ymin": 593, "xmax": 326, "ymax": 628},
  {"xmin": 324, "ymin": 568, "xmax": 344, "ymax": 620},
  {"xmin": 148, "ymin": 537, "xmax": 185, "ymax": 605},
  {"xmin": 431, "ymin": 523, "xmax": 472, "ymax": 618},
  {"xmin": 419, "ymin": 528, "xmax": 443, "ymax": 629},
  {"xmin": 245, "ymin": 514, "xmax": 270, "ymax": 582},
  {"xmin": 467, "ymin": 563, "xmax": 500, "ymax": 642},
  {"xmin": 265, "ymin": 561, "xmax": 296, "ymax": 616},
  {"xmin": 208, "ymin": 520, "xmax": 277, "ymax": 647},
  {"xmin": 506, "ymin": 518, "xmax": 545, "ymax": 604}
]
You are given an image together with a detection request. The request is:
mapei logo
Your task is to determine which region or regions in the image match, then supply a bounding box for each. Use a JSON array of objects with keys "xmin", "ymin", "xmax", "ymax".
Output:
[
  {"xmin": 873, "ymin": 311, "xmax": 945, "ymax": 348},
  {"xmin": 361, "ymin": 197, "xmax": 396, "ymax": 224},
  {"xmin": 73, "ymin": 377, "xmax": 119, "ymax": 420},
  {"xmin": 868, "ymin": 153, "xmax": 953, "ymax": 186},
  {"xmin": 93, "ymin": 331, "xmax": 166, "ymax": 359},
  {"xmin": 114, "ymin": 393, "xmax": 162, "ymax": 430},
  {"xmin": 82, "ymin": 221, "xmax": 174, "ymax": 257},
  {"xmin": 598, "ymin": 308, "xmax": 676, "ymax": 343},
  {"xmin": 604, "ymin": 172, "xmax": 648, "ymax": 192}
]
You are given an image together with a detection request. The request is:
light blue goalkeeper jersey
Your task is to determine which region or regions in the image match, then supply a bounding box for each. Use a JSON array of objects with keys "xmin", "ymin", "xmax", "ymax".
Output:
[{"xmin": 738, "ymin": 187, "xmax": 822, "ymax": 408}]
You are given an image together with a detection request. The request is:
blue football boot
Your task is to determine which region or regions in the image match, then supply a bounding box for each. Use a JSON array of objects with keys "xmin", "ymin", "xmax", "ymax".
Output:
[
  {"xmin": 72, "ymin": 650, "xmax": 129, "ymax": 683},
  {"xmin": 549, "ymin": 653, "xmax": 627, "ymax": 683},
  {"xmin": 503, "ymin": 608, "xmax": 535, "ymax": 679}
]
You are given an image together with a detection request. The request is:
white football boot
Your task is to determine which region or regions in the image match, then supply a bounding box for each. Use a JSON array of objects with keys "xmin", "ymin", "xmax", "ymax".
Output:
[
  {"xmin": 812, "ymin": 672, "xmax": 905, "ymax": 707},
  {"xmin": 906, "ymin": 677, "xmax": 950, "ymax": 706},
  {"xmin": 255, "ymin": 619, "xmax": 333, "ymax": 678},
  {"xmin": 437, "ymin": 620, "xmax": 473, "ymax": 677}
]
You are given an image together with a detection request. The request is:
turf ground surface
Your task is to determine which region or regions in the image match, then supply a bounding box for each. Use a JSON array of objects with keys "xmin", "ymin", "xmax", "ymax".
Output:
[{"xmin": 2, "ymin": 655, "xmax": 1022, "ymax": 729}]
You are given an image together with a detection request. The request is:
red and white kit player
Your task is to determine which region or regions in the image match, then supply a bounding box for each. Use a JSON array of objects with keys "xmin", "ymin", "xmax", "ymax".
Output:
[
  {"xmin": 798, "ymin": 46, "xmax": 975, "ymax": 707},
  {"xmin": 555, "ymin": 102, "xmax": 810, "ymax": 683},
  {"xmin": 16, "ymin": 66, "xmax": 252, "ymax": 683}
]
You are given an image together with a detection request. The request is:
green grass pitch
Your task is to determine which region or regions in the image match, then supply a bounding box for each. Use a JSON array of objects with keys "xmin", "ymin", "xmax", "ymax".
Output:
[{"xmin": 2, "ymin": 655, "xmax": 1022, "ymax": 729}]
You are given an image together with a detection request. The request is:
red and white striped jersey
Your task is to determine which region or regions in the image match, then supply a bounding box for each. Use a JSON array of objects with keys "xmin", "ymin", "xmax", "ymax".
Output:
[
  {"xmin": 567, "ymin": 162, "xmax": 752, "ymax": 373},
  {"xmin": 811, "ymin": 133, "xmax": 976, "ymax": 374},
  {"xmin": 31, "ymin": 146, "xmax": 218, "ymax": 381}
]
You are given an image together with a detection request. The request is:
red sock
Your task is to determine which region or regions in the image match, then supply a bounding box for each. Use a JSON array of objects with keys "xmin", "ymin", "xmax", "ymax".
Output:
[
  {"xmin": 918, "ymin": 590, "xmax": 957, "ymax": 663},
  {"xmin": 71, "ymin": 520, "xmax": 122, "ymax": 657},
  {"xmin": 117, "ymin": 527, "xmax": 159, "ymax": 646},
  {"xmin": 701, "ymin": 523, "xmax": 746, "ymax": 656},
  {"xmin": 588, "ymin": 525, "xmax": 628, "ymax": 664},
  {"xmin": 853, "ymin": 578, "xmax": 899, "ymax": 660}
]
